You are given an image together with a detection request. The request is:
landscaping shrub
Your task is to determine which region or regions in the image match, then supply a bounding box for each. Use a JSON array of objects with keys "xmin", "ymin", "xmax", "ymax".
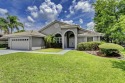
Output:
[
  {"xmin": 99, "ymin": 43, "xmax": 124, "ymax": 56},
  {"xmin": 0, "ymin": 44, "xmax": 8, "ymax": 48},
  {"xmin": 77, "ymin": 42, "xmax": 102, "ymax": 51}
]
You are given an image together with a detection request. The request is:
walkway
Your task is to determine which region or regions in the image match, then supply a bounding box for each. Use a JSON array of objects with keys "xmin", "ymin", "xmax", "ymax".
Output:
[
  {"xmin": 0, "ymin": 49, "xmax": 71, "ymax": 55},
  {"xmin": 26, "ymin": 49, "xmax": 71, "ymax": 55}
]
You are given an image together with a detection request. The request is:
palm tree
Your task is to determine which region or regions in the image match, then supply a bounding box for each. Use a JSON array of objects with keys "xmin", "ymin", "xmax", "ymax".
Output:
[
  {"xmin": 44, "ymin": 35, "xmax": 55, "ymax": 48},
  {"xmin": 7, "ymin": 14, "xmax": 24, "ymax": 34},
  {"xmin": 0, "ymin": 17, "xmax": 9, "ymax": 34}
]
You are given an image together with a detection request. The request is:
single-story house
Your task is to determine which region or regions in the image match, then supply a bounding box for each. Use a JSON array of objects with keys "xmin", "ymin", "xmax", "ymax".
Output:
[{"xmin": 1, "ymin": 20, "xmax": 103, "ymax": 50}]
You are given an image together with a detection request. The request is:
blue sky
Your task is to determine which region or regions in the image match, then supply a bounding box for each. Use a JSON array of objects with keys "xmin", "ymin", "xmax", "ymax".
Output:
[{"xmin": 0, "ymin": 0, "xmax": 96, "ymax": 31}]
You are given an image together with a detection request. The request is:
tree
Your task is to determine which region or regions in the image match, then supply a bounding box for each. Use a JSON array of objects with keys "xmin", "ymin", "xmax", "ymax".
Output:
[
  {"xmin": 110, "ymin": 15, "xmax": 125, "ymax": 44},
  {"xmin": 44, "ymin": 35, "xmax": 55, "ymax": 48},
  {"xmin": 15, "ymin": 30, "xmax": 25, "ymax": 33},
  {"xmin": 7, "ymin": 14, "xmax": 24, "ymax": 34},
  {"xmin": 94, "ymin": 0, "xmax": 125, "ymax": 44},
  {"xmin": 0, "ymin": 17, "xmax": 9, "ymax": 34}
]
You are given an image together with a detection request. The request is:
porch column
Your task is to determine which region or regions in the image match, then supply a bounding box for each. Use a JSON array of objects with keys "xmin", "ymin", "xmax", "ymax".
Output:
[
  {"xmin": 98, "ymin": 36, "xmax": 100, "ymax": 41},
  {"xmin": 85, "ymin": 37, "xmax": 87, "ymax": 42},
  {"xmin": 62, "ymin": 34, "xmax": 65, "ymax": 49},
  {"xmin": 75, "ymin": 34, "xmax": 77, "ymax": 49},
  {"xmin": 93, "ymin": 36, "xmax": 96, "ymax": 41}
]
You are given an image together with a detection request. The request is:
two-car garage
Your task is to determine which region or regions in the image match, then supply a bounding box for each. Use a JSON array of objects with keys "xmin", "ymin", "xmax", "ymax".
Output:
[
  {"xmin": 6, "ymin": 30, "xmax": 45, "ymax": 50},
  {"xmin": 9, "ymin": 37, "xmax": 30, "ymax": 50}
]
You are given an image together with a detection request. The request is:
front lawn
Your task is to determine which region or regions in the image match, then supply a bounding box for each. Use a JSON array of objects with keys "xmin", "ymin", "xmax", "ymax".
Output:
[
  {"xmin": 36, "ymin": 48, "xmax": 62, "ymax": 52},
  {"xmin": 0, "ymin": 51, "xmax": 125, "ymax": 83}
]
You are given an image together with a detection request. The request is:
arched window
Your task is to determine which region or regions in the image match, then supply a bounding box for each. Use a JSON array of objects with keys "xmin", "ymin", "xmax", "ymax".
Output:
[{"xmin": 55, "ymin": 33, "xmax": 62, "ymax": 43}]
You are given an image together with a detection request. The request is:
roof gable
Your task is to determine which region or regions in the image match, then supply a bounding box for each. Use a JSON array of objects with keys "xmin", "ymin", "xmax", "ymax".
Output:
[{"xmin": 39, "ymin": 20, "xmax": 78, "ymax": 32}]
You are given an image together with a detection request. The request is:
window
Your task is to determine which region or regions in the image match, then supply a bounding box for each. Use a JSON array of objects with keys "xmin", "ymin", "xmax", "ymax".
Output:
[
  {"xmin": 55, "ymin": 34, "xmax": 62, "ymax": 43},
  {"xmin": 87, "ymin": 37, "xmax": 93, "ymax": 42},
  {"xmin": 55, "ymin": 37, "xmax": 62, "ymax": 43}
]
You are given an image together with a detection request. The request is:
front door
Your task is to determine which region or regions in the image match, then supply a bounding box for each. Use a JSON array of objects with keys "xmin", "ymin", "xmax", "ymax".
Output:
[{"xmin": 69, "ymin": 37, "xmax": 75, "ymax": 48}]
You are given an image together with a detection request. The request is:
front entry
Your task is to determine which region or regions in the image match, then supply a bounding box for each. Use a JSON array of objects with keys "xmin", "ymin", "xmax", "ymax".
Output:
[
  {"xmin": 64, "ymin": 31, "xmax": 75, "ymax": 48},
  {"xmin": 69, "ymin": 37, "xmax": 75, "ymax": 48}
]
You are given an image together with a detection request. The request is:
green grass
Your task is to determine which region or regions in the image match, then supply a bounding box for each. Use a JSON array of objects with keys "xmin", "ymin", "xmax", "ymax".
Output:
[
  {"xmin": 121, "ymin": 50, "xmax": 125, "ymax": 57},
  {"xmin": 0, "ymin": 48, "xmax": 6, "ymax": 50},
  {"xmin": 0, "ymin": 51, "xmax": 125, "ymax": 83},
  {"xmin": 36, "ymin": 48, "xmax": 62, "ymax": 52}
]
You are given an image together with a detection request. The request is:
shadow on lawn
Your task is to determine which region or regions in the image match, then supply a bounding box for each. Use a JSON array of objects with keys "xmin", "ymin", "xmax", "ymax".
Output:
[{"xmin": 112, "ymin": 60, "xmax": 125, "ymax": 71}]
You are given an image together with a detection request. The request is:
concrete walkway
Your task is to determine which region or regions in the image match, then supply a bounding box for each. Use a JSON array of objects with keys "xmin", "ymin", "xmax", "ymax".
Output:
[
  {"xmin": 27, "ymin": 49, "xmax": 71, "ymax": 55},
  {"xmin": 0, "ymin": 49, "xmax": 71, "ymax": 55}
]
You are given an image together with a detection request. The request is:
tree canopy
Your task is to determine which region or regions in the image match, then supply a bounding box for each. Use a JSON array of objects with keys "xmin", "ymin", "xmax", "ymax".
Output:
[
  {"xmin": 0, "ymin": 14, "xmax": 24, "ymax": 34},
  {"xmin": 94, "ymin": 0, "xmax": 125, "ymax": 44}
]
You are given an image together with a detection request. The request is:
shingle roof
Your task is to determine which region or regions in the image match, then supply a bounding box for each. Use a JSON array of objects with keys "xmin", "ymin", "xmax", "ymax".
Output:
[
  {"xmin": 2, "ymin": 30, "xmax": 46, "ymax": 38},
  {"xmin": 78, "ymin": 31, "xmax": 104, "ymax": 37},
  {"xmin": 60, "ymin": 25, "xmax": 79, "ymax": 29},
  {"xmin": 39, "ymin": 20, "xmax": 79, "ymax": 31}
]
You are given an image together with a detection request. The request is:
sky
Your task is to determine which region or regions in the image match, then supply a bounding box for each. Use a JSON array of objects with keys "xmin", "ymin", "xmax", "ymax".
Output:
[{"xmin": 0, "ymin": 0, "xmax": 96, "ymax": 31}]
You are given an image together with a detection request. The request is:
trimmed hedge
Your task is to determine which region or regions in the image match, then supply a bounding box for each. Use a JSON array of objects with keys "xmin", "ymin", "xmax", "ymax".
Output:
[
  {"xmin": 99, "ymin": 43, "xmax": 124, "ymax": 51},
  {"xmin": 77, "ymin": 42, "xmax": 102, "ymax": 51},
  {"xmin": 99, "ymin": 43, "xmax": 124, "ymax": 56}
]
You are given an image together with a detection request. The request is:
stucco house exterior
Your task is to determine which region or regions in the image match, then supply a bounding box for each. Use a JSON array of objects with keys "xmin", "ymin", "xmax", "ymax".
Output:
[{"xmin": 1, "ymin": 20, "xmax": 103, "ymax": 50}]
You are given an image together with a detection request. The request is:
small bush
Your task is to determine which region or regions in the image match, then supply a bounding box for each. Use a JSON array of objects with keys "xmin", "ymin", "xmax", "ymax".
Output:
[
  {"xmin": 99, "ymin": 43, "xmax": 124, "ymax": 56},
  {"xmin": 77, "ymin": 42, "xmax": 102, "ymax": 51},
  {"xmin": 0, "ymin": 44, "xmax": 8, "ymax": 48}
]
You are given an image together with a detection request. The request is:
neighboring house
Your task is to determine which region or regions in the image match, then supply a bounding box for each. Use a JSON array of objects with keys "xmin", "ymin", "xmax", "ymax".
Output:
[
  {"xmin": 0, "ymin": 34, "xmax": 7, "ymax": 44},
  {"xmin": 1, "ymin": 20, "xmax": 103, "ymax": 50}
]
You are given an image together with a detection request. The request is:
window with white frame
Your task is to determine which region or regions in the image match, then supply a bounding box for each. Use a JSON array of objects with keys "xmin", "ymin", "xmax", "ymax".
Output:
[
  {"xmin": 55, "ymin": 34, "xmax": 62, "ymax": 43},
  {"xmin": 55, "ymin": 37, "xmax": 62, "ymax": 43},
  {"xmin": 87, "ymin": 37, "xmax": 93, "ymax": 42}
]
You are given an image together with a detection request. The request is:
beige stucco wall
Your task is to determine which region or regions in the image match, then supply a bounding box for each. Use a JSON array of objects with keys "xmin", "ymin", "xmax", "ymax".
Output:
[
  {"xmin": 78, "ymin": 37, "xmax": 87, "ymax": 44},
  {"xmin": 77, "ymin": 36, "xmax": 100, "ymax": 44},
  {"xmin": 41, "ymin": 23, "xmax": 62, "ymax": 35},
  {"xmin": 0, "ymin": 41, "xmax": 7, "ymax": 44},
  {"xmin": 32, "ymin": 37, "xmax": 45, "ymax": 50}
]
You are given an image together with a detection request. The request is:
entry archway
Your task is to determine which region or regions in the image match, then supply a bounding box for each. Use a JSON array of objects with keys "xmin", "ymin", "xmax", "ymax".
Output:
[{"xmin": 64, "ymin": 31, "xmax": 75, "ymax": 48}]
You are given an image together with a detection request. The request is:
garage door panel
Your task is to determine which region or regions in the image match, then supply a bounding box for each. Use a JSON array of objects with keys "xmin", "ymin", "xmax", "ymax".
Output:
[{"xmin": 11, "ymin": 37, "xmax": 29, "ymax": 50}]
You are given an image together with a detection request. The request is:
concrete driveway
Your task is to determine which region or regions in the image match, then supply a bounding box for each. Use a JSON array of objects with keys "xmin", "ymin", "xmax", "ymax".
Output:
[
  {"xmin": 0, "ymin": 49, "xmax": 72, "ymax": 55},
  {"xmin": 0, "ymin": 50, "xmax": 24, "ymax": 55}
]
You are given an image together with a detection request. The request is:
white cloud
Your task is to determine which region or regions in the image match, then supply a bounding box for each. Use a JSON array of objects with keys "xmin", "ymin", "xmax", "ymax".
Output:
[
  {"xmin": 27, "ymin": 0, "xmax": 63, "ymax": 21},
  {"xmin": 66, "ymin": 15, "xmax": 71, "ymax": 18},
  {"xmin": 25, "ymin": 22, "xmax": 32, "ymax": 27},
  {"xmin": 87, "ymin": 22, "xmax": 95, "ymax": 31},
  {"xmin": 27, "ymin": 16, "xmax": 35, "ymax": 22},
  {"xmin": 27, "ymin": 6, "xmax": 38, "ymax": 18},
  {"xmin": 0, "ymin": 8, "xmax": 8, "ymax": 15},
  {"xmin": 27, "ymin": 6, "xmax": 38, "ymax": 12},
  {"xmin": 60, "ymin": 19, "xmax": 74, "ymax": 24},
  {"xmin": 39, "ymin": 0, "xmax": 62, "ymax": 21},
  {"xmin": 74, "ymin": 1, "xmax": 94, "ymax": 12},
  {"xmin": 67, "ymin": 0, "xmax": 94, "ymax": 18},
  {"xmin": 79, "ymin": 19, "xmax": 83, "ymax": 24},
  {"xmin": 31, "ymin": 12, "xmax": 38, "ymax": 18}
]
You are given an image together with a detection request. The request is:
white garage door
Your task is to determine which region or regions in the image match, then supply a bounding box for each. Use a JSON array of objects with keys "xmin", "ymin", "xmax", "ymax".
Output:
[{"xmin": 10, "ymin": 37, "xmax": 29, "ymax": 50}]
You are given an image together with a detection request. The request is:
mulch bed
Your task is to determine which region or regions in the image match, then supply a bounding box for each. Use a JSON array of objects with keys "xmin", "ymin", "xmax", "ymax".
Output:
[{"xmin": 85, "ymin": 51, "xmax": 124, "ymax": 59}]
